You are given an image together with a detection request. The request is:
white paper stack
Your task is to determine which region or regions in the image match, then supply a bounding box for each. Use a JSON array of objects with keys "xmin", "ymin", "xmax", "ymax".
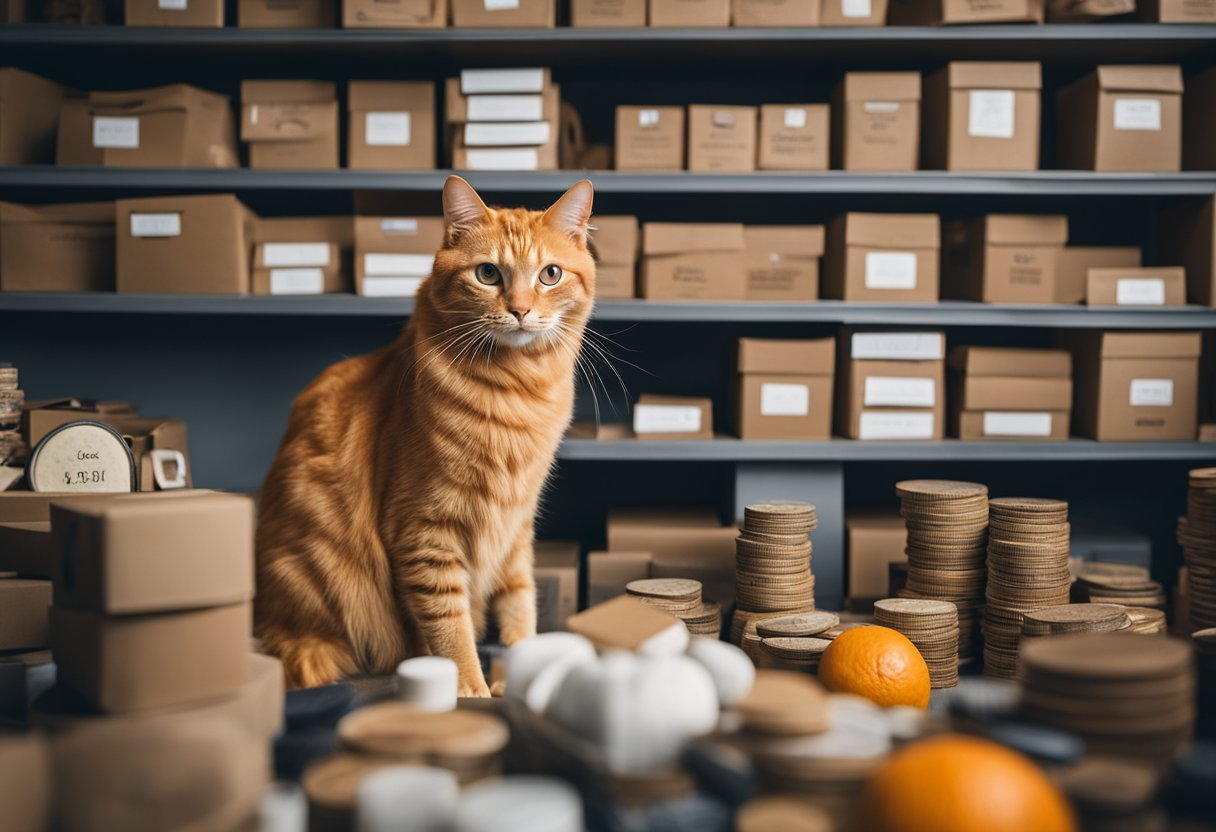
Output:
[{"xmin": 446, "ymin": 68, "xmax": 559, "ymax": 171}]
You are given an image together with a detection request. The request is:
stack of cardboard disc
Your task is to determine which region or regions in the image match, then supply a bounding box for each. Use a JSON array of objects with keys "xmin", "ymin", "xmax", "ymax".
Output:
[
  {"xmin": 1194, "ymin": 628, "xmax": 1216, "ymax": 736},
  {"xmin": 731, "ymin": 502, "xmax": 817, "ymax": 647},
  {"xmin": 1178, "ymin": 467, "xmax": 1216, "ymax": 630},
  {"xmin": 0, "ymin": 363, "xmax": 26, "ymax": 474},
  {"xmin": 895, "ymin": 480, "xmax": 988, "ymax": 664},
  {"xmin": 757, "ymin": 637, "xmax": 832, "ymax": 673},
  {"xmin": 983, "ymin": 497, "xmax": 1071, "ymax": 679},
  {"xmin": 1056, "ymin": 756, "xmax": 1167, "ymax": 832},
  {"xmin": 1073, "ymin": 563, "xmax": 1167, "ymax": 610},
  {"xmin": 1021, "ymin": 604, "xmax": 1131, "ymax": 641},
  {"xmin": 625, "ymin": 578, "xmax": 721, "ymax": 638},
  {"xmin": 1120, "ymin": 606, "xmax": 1166, "ymax": 635},
  {"xmin": 873, "ymin": 598, "xmax": 960, "ymax": 689},
  {"xmin": 1019, "ymin": 633, "xmax": 1195, "ymax": 766}
]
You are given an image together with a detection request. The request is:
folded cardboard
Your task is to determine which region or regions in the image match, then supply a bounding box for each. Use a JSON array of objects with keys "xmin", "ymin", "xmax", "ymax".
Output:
[
  {"xmin": 889, "ymin": 0, "xmax": 1043, "ymax": 23},
  {"xmin": 949, "ymin": 346, "xmax": 1072, "ymax": 440},
  {"xmin": 650, "ymin": 0, "xmax": 730, "ymax": 24},
  {"xmin": 445, "ymin": 77, "xmax": 560, "ymax": 125},
  {"xmin": 633, "ymin": 394, "xmax": 713, "ymax": 440},
  {"xmin": 922, "ymin": 62, "xmax": 1042, "ymax": 171},
  {"xmin": 241, "ymin": 81, "xmax": 339, "ymax": 170},
  {"xmin": 820, "ymin": 0, "xmax": 888, "ymax": 24},
  {"xmin": 252, "ymin": 215, "xmax": 353, "ymax": 297},
  {"xmin": 125, "ymin": 0, "xmax": 223, "ymax": 25},
  {"xmin": 942, "ymin": 214, "xmax": 1067, "ymax": 304},
  {"xmin": 451, "ymin": 0, "xmax": 555, "ymax": 27},
  {"xmin": 743, "ymin": 225, "xmax": 825, "ymax": 301},
  {"xmin": 846, "ymin": 509, "xmax": 907, "ymax": 600},
  {"xmin": 1054, "ymin": 246, "xmax": 1142, "ymax": 305},
  {"xmin": 589, "ymin": 215, "xmax": 639, "ymax": 299},
  {"xmin": 757, "ymin": 104, "xmax": 829, "ymax": 171},
  {"xmin": 735, "ymin": 337, "xmax": 835, "ymax": 440},
  {"xmin": 616, "ymin": 106, "xmax": 685, "ymax": 171},
  {"xmin": 572, "ymin": 0, "xmax": 647, "ymax": 24},
  {"xmin": 354, "ymin": 215, "xmax": 444, "ymax": 297},
  {"xmin": 1139, "ymin": 0, "xmax": 1216, "ymax": 21},
  {"xmin": 239, "ymin": 0, "xmax": 336, "ymax": 25},
  {"xmin": 347, "ymin": 81, "xmax": 435, "ymax": 171},
  {"xmin": 1057, "ymin": 65, "xmax": 1184, "ymax": 172},
  {"xmin": 534, "ymin": 540, "xmax": 579, "ymax": 633},
  {"xmin": 1086, "ymin": 266, "xmax": 1186, "ymax": 307},
  {"xmin": 1160, "ymin": 197, "xmax": 1215, "ymax": 306},
  {"xmin": 823, "ymin": 213, "xmax": 941, "ymax": 302},
  {"xmin": 0, "ymin": 68, "xmax": 65, "ymax": 165},
  {"xmin": 732, "ymin": 0, "xmax": 817, "ymax": 22},
  {"xmin": 0, "ymin": 202, "xmax": 115, "ymax": 293},
  {"xmin": 1184, "ymin": 67, "xmax": 1216, "ymax": 171},
  {"xmin": 0, "ymin": 578, "xmax": 51, "ymax": 651},
  {"xmin": 586, "ymin": 551, "xmax": 652, "ymax": 607},
  {"xmin": 640, "ymin": 222, "xmax": 746, "ymax": 300},
  {"xmin": 687, "ymin": 105, "xmax": 757, "ymax": 172},
  {"xmin": 835, "ymin": 329, "xmax": 946, "ymax": 440},
  {"xmin": 116, "ymin": 194, "xmax": 257, "ymax": 295},
  {"xmin": 342, "ymin": 0, "xmax": 446, "ymax": 25},
  {"xmin": 566, "ymin": 596, "xmax": 686, "ymax": 653},
  {"xmin": 0, "ymin": 735, "xmax": 49, "ymax": 832},
  {"xmin": 107, "ymin": 415, "xmax": 192, "ymax": 492},
  {"xmin": 832, "ymin": 73, "xmax": 921, "ymax": 172}
]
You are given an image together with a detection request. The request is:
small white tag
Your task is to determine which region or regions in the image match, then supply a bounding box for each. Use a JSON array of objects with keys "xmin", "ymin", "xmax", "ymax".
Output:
[
  {"xmin": 1130, "ymin": 378, "xmax": 1173, "ymax": 407},
  {"xmin": 130, "ymin": 213, "xmax": 181, "ymax": 238},
  {"xmin": 262, "ymin": 242, "xmax": 330, "ymax": 267},
  {"xmin": 463, "ymin": 122, "xmax": 551, "ymax": 147},
  {"xmin": 863, "ymin": 101, "xmax": 899, "ymax": 113},
  {"xmin": 249, "ymin": 104, "xmax": 259, "ymax": 125},
  {"xmin": 364, "ymin": 253, "xmax": 434, "ymax": 276},
  {"xmin": 460, "ymin": 68, "xmax": 545, "ymax": 95},
  {"xmin": 467, "ymin": 94, "xmax": 543, "ymax": 122},
  {"xmin": 841, "ymin": 0, "xmax": 872, "ymax": 16},
  {"xmin": 760, "ymin": 383, "xmax": 810, "ymax": 417},
  {"xmin": 783, "ymin": 108, "xmax": 807, "ymax": 129},
  {"xmin": 968, "ymin": 90, "xmax": 1016, "ymax": 139},
  {"xmin": 381, "ymin": 218, "xmax": 419, "ymax": 234},
  {"xmin": 639, "ymin": 109, "xmax": 660, "ymax": 128},
  {"xmin": 865, "ymin": 252, "xmax": 918, "ymax": 290},
  {"xmin": 269, "ymin": 268, "xmax": 325, "ymax": 295},
  {"xmin": 634, "ymin": 404, "xmax": 703, "ymax": 435},
  {"xmin": 851, "ymin": 333, "xmax": 943, "ymax": 361},
  {"xmin": 464, "ymin": 148, "xmax": 539, "ymax": 171},
  {"xmin": 365, "ymin": 112, "xmax": 411, "ymax": 147},
  {"xmin": 361, "ymin": 276, "xmax": 425, "ymax": 297},
  {"xmin": 1114, "ymin": 98, "xmax": 1162, "ymax": 131},
  {"xmin": 1116, "ymin": 278, "xmax": 1166, "ymax": 306},
  {"xmin": 93, "ymin": 116, "xmax": 139, "ymax": 149},
  {"xmin": 858, "ymin": 412, "xmax": 935, "ymax": 440},
  {"xmin": 158, "ymin": 0, "xmax": 187, "ymax": 8},
  {"xmin": 983, "ymin": 411, "xmax": 1052, "ymax": 437},
  {"xmin": 484, "ymin": 0, "xmax": 520, "ymax": 9},
  {"xmin": 864, "ymin": 376, "xmax": 936, "ymax": 408},
  {"xmin": 712, "ymin": 111, "xmax": 735, "ymax": 128}
]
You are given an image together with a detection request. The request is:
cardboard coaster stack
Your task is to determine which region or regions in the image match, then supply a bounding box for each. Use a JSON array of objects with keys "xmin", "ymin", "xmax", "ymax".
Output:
[
  {"xmin": 1178, "ymin": 467, "xmax": 1216, "ymax": 630},
  {"xmin": 1019, "ymin": 632, "xmax": 1196, "ymax": 767},
  {"xmin": 731, "ymin": 502, "xmax": 817, "ymax": 650},
  {"xmin": 0, "ymin": 363, "xmax": 26, "ymax": 488},
  {"xmin": 895, "ymin": 480, "xmax": 988, "ymax": 665},
  {"xmin": 873, "ymin": 598, "xmax": 960, "ymax": 689},
  {"xmin": 1121, "ymin": 606, "xmax": 1166, "ymax": 635},
  {"xmin": 1073, "ymin": 563, "xmax": 1168, "ymax": 610},
  {"xmin": 983, "ymin": 497, "xmax": 1071, "ymax": 679},
  {"xmin": 1020, "ymin": 604, "xmax": 1131, "ymax": 641},
  {"xmin": 624, "ymin": 578, "xmax": 721, "ymax": 638}
]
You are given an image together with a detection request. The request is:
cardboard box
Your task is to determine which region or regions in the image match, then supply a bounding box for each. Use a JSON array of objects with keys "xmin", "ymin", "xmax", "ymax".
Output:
[
  {"xmin": 922, "ymin": 62, "xmax": 1042, "ymax": 171},
  {"xmin": 835, "ymin": 329, "xmax": 946, "ymax": 440},
  {"xmin": 606, "ymin": 508, "xmax": 736, "ymax": 606},
  {"xmin": 1055, "ymin": 246, "xmax": 1144, "ymax": 306},
  {"xmin": 832, "ymin": 73, "xmax": 921, "ymax": 172},
  {"xmin": 1184, "ymin": 67, "xmax": 1216, "ymax": 171},
  {"xmin": 241, "ymin": 81, "xmax": 339, "ymax": 170},
  {"xmin": 24, "ymin": 400, "xmax": 140, "ymax": 447},
  {"xmin": 640, "ymin": 222, "xmax": 746, "ymax": 300},
  {"xmin": 239, "ymin": 0, "xmax": 336, "ymax": 25},
  {"xmin": 1139, "ymin": 0, "xmax": 1216, "ymax": 21},
  {"xmin": 57, "ymin": 85, "xmax": 238, "ymax": 168},
  {"xmin": 743, "ymin": 225, "xmax": 824, "ymax": 302},
  {"xmin": 1047, "ymin": 0, "xmax": 1132, "ymax": 19},
  {"xmin": 572, "ymin": 0, "xmax": 646, "ymax": 24},
  {"xmin": 0, "ymin": 68, "xmax": 65, "ymax": 166},
  {"xmin": 942, "ymin": 214, "xmax": 1067, "ymax": 304},
  {"xmin": 733, "ymin": 0, "xmax": 817, "ymax": 24},
  {"xmin": 948, "ymin": 346, "xmax": 1072, "ymax": 441},
  {"xmin": 889, "ymin": 0, "xmax": 1042, "ymax": 23},
  {"xmin": 0, "ymin": 735, "xmax": 50, "ymax": 832},
  {"xmin": 650, "ymin": 0, "xmax": 729, "ymax": 24},
  {"xmin": 586, "ymin": 551, "xmax": 652, "ymax": 607},
  {"xmin": 757, "ymin": 104, "xmax": 829, "ymax": 172},
  {"xmin": 0, "ymin": 578, "xmax": 51, "ymax": 651},
  {"xmin": 0, "ymin": 202, "xmax": 115, "ymax": 293},
  {"xmin": 823, "ymin": 213, "xmax": 940, "ymax": 302},
  {"xmin": 347, "ymin": 82, "xmax": 435, "ymax": 171},
  {"xmin": 116, "ymin": 194, "xmax": 257, "ymax": 295},
  {"xmin": 108, "ymin": 415, "xmax": 193, "ymax": 492},
  {"xmin": 1160, "ymin": 197, "xmax": 1214, "ymax": 306},
  {"xmin": 735, "ymin": 337, "xmax": 835, "ymax": 440},
  {"xmin": 451, "ymin": 0, "xmax": 555, "ymax": 26},
  {"xmin": 845, "ymin": 509, "xmax": 907, "ymax": 600},
  {"xmin": 252, "ymin": 216, "xmax": 353, "ymax": 297},
  {"xmin": 534, "ymin": 540, "xmax": 579, "ymax": 632},
  {"xmin": 0, "ymin": 522, "xmax": 51, "ymax": 578},
  {"xmin": 342, "ymin": 0, "xmax": 446, "ymax": 26},
  {"xmin": 687, "ymin": 105, "xmax": 757, "ymax": 172},
  {"xmin": 354, "ymin": 216, "xmax": 444, "ymax": 297},
  {"xmin": 1060, "ymin": 330, "xmax": 1201, "ymax": 441},
  {"xmin": 566, "ymin": 596, "xmax": 685, "ymax": 653},
  {"xmin": 445, "ymin": 77, "xmax": 559, "ymax": 125},
  {"xmin": 632, "ymin": 394, "xmax": 713, "ymax": 440},
  {"xmin": 126, "ymin": 0, "xmax": 223, "ymax": 25},
  {"xmin": 615, "ymin": 106, "xmax": 685, "ymax": 171},
  {"xmin": 50, "ymin": 601, "xmax": 251, "ymax": 714},
  {"xmin": 589, "ymin": 215, "xmax": 638, "ymax": 300},
  {"xmin": 1057, "ymin": 66, "xmax": 1184, "ymax": 173},
  {"xmin": 820, "ymin": 0, "xmax": 888, "ymax": 24},
  {"xmin": 1086, "ymin": 267, "xmax": 1186, "ymax": 308}
]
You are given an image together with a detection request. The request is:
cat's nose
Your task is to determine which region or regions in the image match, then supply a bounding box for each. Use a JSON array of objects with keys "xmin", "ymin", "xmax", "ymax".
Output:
[{"xmin": 509, "ymin": 309, "xmax": 530, "ymax": 324}]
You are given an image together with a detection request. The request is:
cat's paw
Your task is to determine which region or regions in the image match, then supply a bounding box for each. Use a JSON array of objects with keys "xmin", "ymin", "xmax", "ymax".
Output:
[{"xmin": 459, "ymin": 678, "xmax": 492, "ymax": 698}]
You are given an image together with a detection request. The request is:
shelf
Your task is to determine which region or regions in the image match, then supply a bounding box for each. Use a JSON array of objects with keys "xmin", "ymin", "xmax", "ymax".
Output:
[{"xmin": 5, "ymin": 293, "xmax": 1216, "ymax": 328}]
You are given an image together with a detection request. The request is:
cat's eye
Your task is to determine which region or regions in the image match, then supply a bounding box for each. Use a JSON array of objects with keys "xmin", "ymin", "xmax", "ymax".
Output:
[
  {"xmin": 475, "ymin": 263, "xmax": 501, "ymax": 285},
  {"xmin": 539, "ymin": 265, "xmax": 563, "ymax": 286}
]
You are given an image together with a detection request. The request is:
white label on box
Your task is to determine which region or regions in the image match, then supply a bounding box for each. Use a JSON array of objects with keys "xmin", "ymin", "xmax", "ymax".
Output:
[
  {"xmin": 365, "ymin": 112, "xmax": 411, "ymax": 146},
  {"xmin": 1130, "ymin": 378, "xmax": 1173, "ymax": 407},
  {"xmin": 1114, "ymin": 98, "xmax": 1162, "ymax": 131},
  {"xmin": 93, "ymin": 117, "xmax": 139, "ymax": 149},
  {"xmin": 760, "ymin": 383, "xmax": 810, "ymax": 417},
  {"xmin": 464, "ymin": 148, "xmax": 539, "ymax": 171},
  {"xmin": 864, "ymin": 376, "xmax": 936, "ymax": 408},
  {"xmin": 851, "ymin": 333, "xmax": 943, "ymax": 361},
  {"xmin": 983, "ymin": 411, "xmax": 1052, "ymax": 437},
  {"xmin": 129, "ymin": 213, "xmax": 181, "ymax": 238},
  {"xmin": 269, "ymin": 268, "xmax": 325, "ymax": 295},
  {"xmin": 712, "ymin": 110, "xmax": 735, "ymax": 128},
  {"xmin": 863, "ymin": 101, "xmax": 899, "ymax": 113},
  {"xmin": 158, "ymin": 0, "xmax": 187, "ymax": 8},
  {"xmin": 364, "ymin": 253, "xmax": 434, "ymax": 276},
  {"xmin": 484, "ymin": 0, "xmax": 520, "ymax": 9},
  {"xmin": 638, "ymin": 109, "xmax": 660, "ymax": 127},
  {"xmin": 361, "ymin": 276, "xmax": 426, "ymax": 298},
  {"xmin": 783, "ymin": 108, "xmax": 807, "ymax": 129},
  {"xmin": 467, "ymin": 94, "xmax": 543, "ymax": 122},
  {"xmin": 968, "ymin": 90, "xmax": 1016, "ymax": 139},
  {"xmin": 841, "ymin": 0, "xmax": 872, "ymax": 16},
  {"xmin": 858, "ymin": 412, "xmax": 935, "ymax": 440},
  {"xmin": 463, "ymin": 121, "xmax": 551, "ymax": 147},
  {"xmin": 263, "ymin": 243, "xmax": 330, "ymax": 268},
  {"xmin": 381, "ymin": 218, "xmax": 419, "ymax": 234},
  {"xmin": 461, "ymin": 68, "xmax": 546, "ymax": 95},
  {"xmin": 633, "ymin": 404, "xmax": 702, "ymax": 435},
  {"xmin": 1116, "ymin": 278, "xmax": 1166, "ymax": 306},
  {"xmin": 864, "ymin": 252, "xmax": 918, "ymax": 290}
]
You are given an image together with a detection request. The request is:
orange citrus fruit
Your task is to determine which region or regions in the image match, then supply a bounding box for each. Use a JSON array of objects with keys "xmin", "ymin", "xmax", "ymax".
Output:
[
  {"xmin": 817, "ymin": 625, "xmax": 930, "ymax": 709},
  {"xmin": 853, "ymin": 733, "xmax": 1077, "ymax": 832}
]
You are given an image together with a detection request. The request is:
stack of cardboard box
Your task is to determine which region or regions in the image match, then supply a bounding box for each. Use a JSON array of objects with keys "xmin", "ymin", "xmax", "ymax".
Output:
[
  {"xmin": 942, "ymin": 214, "xmax": 1068, "ymax": 304},
  {"xmin": 1054, "ymin": 245, "xmax": 1143, "ymax": 305},
  {"xmin": 836, "ymin": 329, "xmax": 946, "ymax": 440},
  {"xmin": 603, "ymin": 507, "xmax": 737, "ymax": 606},
  {"xmin": 588, "ymin": 215, "xmax": 639, "ymax": 299},
  {"xmin": 240, "ymin": 81, "xmax": 340, "ymax": 170},
  {"xmin": 447, "ymin": 69, "xmax": 559, "ymax": 171},
  {"xmin": 948, "ymin": 346, "xmax": 1073, "ymax": 441},
  {"xmin": 734, "ymin": 337, "xmax": 835, "ymax": 440},
  {"xmin": 252, "ymin": 216, "xmax": 352, "ymax": 296},
  {"xmin": 354, "ymin": 216, "xmax": 444, "ymax": 297}
]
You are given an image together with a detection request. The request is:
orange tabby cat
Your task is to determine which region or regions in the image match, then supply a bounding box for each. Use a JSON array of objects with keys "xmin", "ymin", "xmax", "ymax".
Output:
[{"xmin": 254, "ymin": 176, "xmax": 596, "ymax": 694}]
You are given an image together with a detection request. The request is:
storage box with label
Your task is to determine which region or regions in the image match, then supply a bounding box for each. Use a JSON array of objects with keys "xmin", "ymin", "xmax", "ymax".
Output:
[
  {"xmin": 1057, "ymin": 65, "xmax": 1184, "ymax": 172},
  {"xmin": 922, "ymin": 62, "xmax": 1042, "ymax": 171},
  {"xmin": 640, "ymin": 222, "xmax": 746, "ymax": 300},
  {"xmin": 615, "ymin": 106, "xmax": 685, "ymax": 171},
  {"xmin": 687, "ymin": 105, "xmax": 757, "ymax": 172},
  {"xmin": 572, "ymin": 0, "xmax": 646, "ymax": 24},
  {"xmin": 1086, "ymin": 267, "xmax": 1186, "ymax": 308},
  {"xmin": 743, "ymin": 225, "xmax": 824, "ymax": 301},
  {"xmin": 1160, "ymin": 197, "xmax": 1214, "ymax": 306},
  {"xmin": 732, "ymin": 0, "xmax": 817, "ymax": 24},
  {"xmin": 252, "ymin": 216, "xmax": 352, "ymax": 297},
  {"xmin": 452, "ymin": 123, "xmax": 558, "ymax": 171},
  {"xmin": 1060, "ymin": 330, "xmax": 1201, "ymax": 441},
  {"xmin": 239, "ymin": 0, "xmax": 336, "ymax": 25},
  {"xmin": 821, "ymin": 0, "xmax": 888, "ymax": 24},
  {"xmin": 534, "ymin": 540, "xmax": 579, "ymax": 632},
  {"xmin": 735, "ymin": 337, "xmax": 835, "ymax": 440},
  {"xmin": 347, "ymin": 82, "xmax": 435, "ymax": 171},
  {"xmin": 589, "ymin": 215, "xmax": 638, "ymax": 299},
  {"xmin": 846, "ymin": 509, "xmax": 907, "ymax": 603},
  {"xmin": 57, "ymin": 85, "xmax": 238, "ymax": 168},
  {"xmin": 823, "ymin": 213, "xmax": 940, "ymax": 302},
  {"xmin": 0, "ymin": 578, "xmax": 51, "ymax": 651},
  {"xmin": 451, "ymin": 0, "xmax": 555, "ymax": 27},
  {"xmin": 942, "ymin": 214, "xmax": 1067, "ymax": 304},
  {"xmin": 241, "ymin": 81, "xmax": 339, "ymax": 170},
  {"xmin": 889, "ymin": 0, "xmax": 1042, "ymax": 23},
  {"xmin": 948, "ymin": 346, "xmax": 1072, "ymax": 441},
  {"xmin": 116, "ymin": 194, "xmax": 257, "ymax": 295},
  {"xmin": 832, "ymin": 72, "xmax": 921, "ymax": 172},
  {"xmin": 1054, "ymin": 246, "xmax": 1142, "ymax": 305},
  {"xmin": 586, "ymin": 551, "xmax": 652, "ymax": 607},
  {"xmin": 0, "ymin": 202, "xmax": 115, "ymax": 293},
  {"xmin": 1183, "ymin": 67, "xmax": 1216, "ymax": 171},
  {"xmin": 446, "ymin": 75, "xmax": 560, "ymax": 126},
  {"xmin": 835, "ymin": 329, "xmax": 946, "ymax": 441},
  {"xmin": 342, "ymin": 0, "xmax": 446, "ymax": 25},
  {"xmin": 354, "ymin": 216, "xmax": 444, "ymax": 297},
  {"xmin": 606, "ymin": 508, "xmax": 737, "ymax": 606},
  {"xmin": 632, "ymin": 394, "xmax": 713, "ymax": 440},
  {"xmin": 650, "ymin": 0, "xmax": 730, "ymax": 25},
  {"xmin": 1138, "ymin": 0, "xmax": 1215, "ymax": 20},
  {"xmin": 0, "ymin": 68, "xmax": 65, "ymax": 165},
  {"xmin": 126, "ymin": 0, "xmax": 222, "ymax": 25},
  {"xmin": 757, "ymin": 104, "xmax": 829, "ymax": 171}
]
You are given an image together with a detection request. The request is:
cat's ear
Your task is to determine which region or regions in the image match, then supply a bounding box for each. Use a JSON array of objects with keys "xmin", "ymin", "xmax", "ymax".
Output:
[
  {"xmin": 543, "ymin": 179, "xmax": 594, "ymax": 245},
  {"xmin": 443, "ymin": 175, "xmax": 490, "ymax": 243}
]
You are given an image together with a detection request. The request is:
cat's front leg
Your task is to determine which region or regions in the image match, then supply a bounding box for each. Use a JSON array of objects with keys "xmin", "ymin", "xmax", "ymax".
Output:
[{"xmin": 494, "ymin": 528, "xmax": 538, "ymax": 646}]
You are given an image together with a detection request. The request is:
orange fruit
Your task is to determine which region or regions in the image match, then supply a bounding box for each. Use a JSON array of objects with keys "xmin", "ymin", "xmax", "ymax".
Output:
[
  {"xmin": 817, "ymin": 625, "xmax": 930, "ymax": 709},
  {"xmin": 853, "ymin": 733, "xmax": 1077, "ymax": 832}
]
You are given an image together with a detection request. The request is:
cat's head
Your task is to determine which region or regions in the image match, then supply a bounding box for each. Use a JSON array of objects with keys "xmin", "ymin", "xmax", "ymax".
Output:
[{"xmin": 426, "ymin": 176, "xmax": 596, "ymax": 351}]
